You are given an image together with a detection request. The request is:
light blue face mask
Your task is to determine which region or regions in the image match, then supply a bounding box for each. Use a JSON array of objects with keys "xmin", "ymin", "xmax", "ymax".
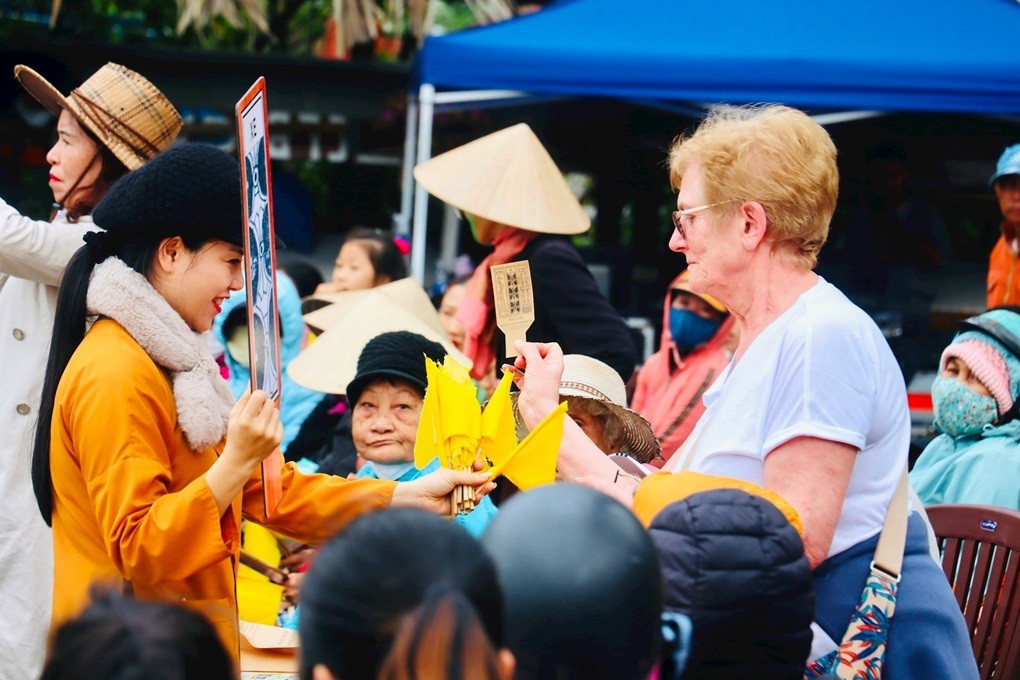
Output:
[
  {"xmin": 369, "ymin": 461, "xmax": 418, "ymax": 481},
  {"xmin": 669, "ymin": 308, "xmax": 721, "ymax": 355},
  {"xmin": 931, "ymin": 375, "xmax": 998, "ymax": 438}
]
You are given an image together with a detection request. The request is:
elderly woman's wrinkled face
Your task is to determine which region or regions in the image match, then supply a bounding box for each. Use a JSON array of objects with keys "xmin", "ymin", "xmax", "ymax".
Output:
[
  {"xmin": 669, "ymin": 163, "xmax": 739, "ymax": 298},
  {"xmin": 352, "ymin": 379, "xmax": 423, "ymax": 464},
  {"xmin": 567, "ymin": 400, "xmax": 626, "ymax": 455},
  {"xmin": 568, "ymin": 407, "xmax": 613, "ymax": 454}
]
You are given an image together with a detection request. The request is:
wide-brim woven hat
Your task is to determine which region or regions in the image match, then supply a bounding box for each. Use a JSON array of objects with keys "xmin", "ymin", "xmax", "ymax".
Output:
[
  {"xmin": 288, "ymin": 290, "xmax": 470, "ymax": 395},
  {"xmin": 14, "ymin": 62, "xmax": 181, "ymax": 171},
  {"xmin": 513, "ymin": 354, "xmax": 660, "ymax": 463},
  {"xmin": 302, "ymin": 277, "xmax": 445, "ymax": 336},
  {"xmin": 413, "ymin": 123, "xmax": 590, "ymax": 236}
]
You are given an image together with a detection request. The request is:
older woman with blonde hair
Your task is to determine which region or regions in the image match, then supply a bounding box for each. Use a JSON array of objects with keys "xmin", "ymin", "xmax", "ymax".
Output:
[{"xmin": 512, "ymin": 105, "xmax": 975, "ymax": 679}]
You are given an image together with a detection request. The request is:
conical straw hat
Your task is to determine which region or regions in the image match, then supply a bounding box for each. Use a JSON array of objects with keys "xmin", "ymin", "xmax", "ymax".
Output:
[
  {"xmin": 289, "ymin": 291, "xmax": 470, "ymax": 395},
  {"xmin": 413, "ymin": 123, "xmax": 590, "ymax": 235},
  {"xmin": 15, "ymin": 63, "xmax": 181, "ymax": 172},
  {"xmin": 302, "ymin": 277, "xmax": 445, "ymax": 336}
]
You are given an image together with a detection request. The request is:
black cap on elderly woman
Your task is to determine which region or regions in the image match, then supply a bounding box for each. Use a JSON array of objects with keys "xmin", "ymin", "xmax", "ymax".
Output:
[{"xmin": 345, "ymin": 331, "xmax": 448, "ymax": 405}]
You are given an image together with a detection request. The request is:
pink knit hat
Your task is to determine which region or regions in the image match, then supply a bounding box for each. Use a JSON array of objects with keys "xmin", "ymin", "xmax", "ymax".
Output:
[{"xmin": 941, "ymin": 339, "xmax": 1014, "ymax": 415}]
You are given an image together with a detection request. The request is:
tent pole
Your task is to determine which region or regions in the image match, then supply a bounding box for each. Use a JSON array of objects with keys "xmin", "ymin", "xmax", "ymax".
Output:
[
  {"xmin": 411, "ymin": 84, "xmax": 436, "ymax": 283},
  {"xmin": 394, "ymin": 93, "xmax": 419, "ymax": 233},
  {"xmin": 433, "ymin": 89, "xmax": 532, "ymax": 105},
  {"xmin": 440, "ymin": 203, "xmax": 460, "ymax": 284},
  {"xmin": 808, "ymin": 110, "xmax": 885, "ymax": 126}
]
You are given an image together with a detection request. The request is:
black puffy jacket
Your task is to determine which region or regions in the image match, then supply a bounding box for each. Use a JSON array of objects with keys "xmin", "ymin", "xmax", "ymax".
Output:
[{"xmin": 648, "ymin": 488, "xmax": 815, "ymax": 680}]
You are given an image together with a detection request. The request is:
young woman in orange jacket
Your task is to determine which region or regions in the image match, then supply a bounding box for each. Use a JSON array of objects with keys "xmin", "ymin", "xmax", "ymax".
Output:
[{"xmin": 31, "ymin": 144, "xmax": 493, "ymax": 666}]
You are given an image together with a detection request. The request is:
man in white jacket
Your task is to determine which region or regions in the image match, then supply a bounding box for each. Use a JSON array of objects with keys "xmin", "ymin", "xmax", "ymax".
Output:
[{"xmin": 0, "ymin": 62, "xmax": 180, "ymax": 677}]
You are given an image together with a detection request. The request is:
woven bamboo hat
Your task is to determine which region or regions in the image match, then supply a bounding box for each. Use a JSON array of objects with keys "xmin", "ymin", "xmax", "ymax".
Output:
[
  {"xmin": 413, "ymin": 123, "xmax": 590, "ymax": 235},
  {"xmin": 289, "ymin": 289, "xmax": 470, "ymax": 395},
  {"xmin": 513, "ymin": 354, "xmax": 660, "ymax": 463},
  {"xmin": 14, "ymin": 62, "xmax": 182, "ymax": 171}
]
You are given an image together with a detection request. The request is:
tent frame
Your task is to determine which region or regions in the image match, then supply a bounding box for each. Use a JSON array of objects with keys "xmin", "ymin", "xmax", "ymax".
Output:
[{"xmin": 398, "ymin": 83, "xmax": 887, "ymax": 282}]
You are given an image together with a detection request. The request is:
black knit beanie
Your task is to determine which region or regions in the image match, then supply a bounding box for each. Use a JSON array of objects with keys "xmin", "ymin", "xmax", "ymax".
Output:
[
  {"xmin": 346, "ymin": 331, "xmax": 447, "ymax": 404},
  {"xmin": 92, "ymin": 143, "xmax": 245, "ymax": 248}
]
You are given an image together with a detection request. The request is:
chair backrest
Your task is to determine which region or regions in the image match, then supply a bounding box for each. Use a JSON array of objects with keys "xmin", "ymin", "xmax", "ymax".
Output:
[{"xmin": 926, "ymin": 504, "xmax": 1020, "ymax": 680}]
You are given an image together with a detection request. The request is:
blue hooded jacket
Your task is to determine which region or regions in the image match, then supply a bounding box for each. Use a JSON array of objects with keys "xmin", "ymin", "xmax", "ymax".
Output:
[
  {"xmin": 911, "ymin": 419, "xmax": 1020, "ymax": 510},
  {"xmin": 212, "ymin": 273, "xmax": 325, "ymax": 453}
]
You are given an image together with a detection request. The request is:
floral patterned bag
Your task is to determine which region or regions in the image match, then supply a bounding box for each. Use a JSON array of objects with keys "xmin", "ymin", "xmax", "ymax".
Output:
[{"xmin": 804, "ymin": 472, "xmax": 908, "ymax": 680}]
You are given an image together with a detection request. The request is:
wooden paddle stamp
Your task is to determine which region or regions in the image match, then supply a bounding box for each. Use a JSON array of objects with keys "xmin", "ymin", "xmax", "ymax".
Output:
[{"xmin": 490, "ymin": 260, "xmax": 535, "ymax": 358}]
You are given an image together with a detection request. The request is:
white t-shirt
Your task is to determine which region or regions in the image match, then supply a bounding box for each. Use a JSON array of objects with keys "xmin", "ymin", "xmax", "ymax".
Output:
[{"xmin": 679, "ymin": 278, "xmax": 909, "ymax": 558}]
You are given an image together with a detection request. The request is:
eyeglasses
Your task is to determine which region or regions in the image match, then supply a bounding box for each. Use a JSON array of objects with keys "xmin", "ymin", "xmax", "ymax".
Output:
[{"xmin": 671, "ymin": 200, "xmax": 737, "ymax": 240}]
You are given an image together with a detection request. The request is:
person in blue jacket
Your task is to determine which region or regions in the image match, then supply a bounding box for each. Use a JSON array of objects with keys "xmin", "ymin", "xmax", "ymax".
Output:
[
  {"xmin": 212, "ymin": 272, "xmax": 325, "ymax": 454},
  {"xmin": 911, "ymin": 307, "xmax": 1020, "ymax": 511}
]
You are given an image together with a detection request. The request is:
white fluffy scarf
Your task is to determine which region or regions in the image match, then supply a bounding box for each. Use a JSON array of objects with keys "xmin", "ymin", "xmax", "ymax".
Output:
[{"xmin": 87, "ymin": 257, "xmax": 234, "ymax": 451}]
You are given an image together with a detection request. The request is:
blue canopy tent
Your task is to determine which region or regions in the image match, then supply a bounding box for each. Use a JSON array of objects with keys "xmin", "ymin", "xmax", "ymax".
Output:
[{"xmin": 402, "ymin": 0, "xmax": 1020, "ymax": 279}]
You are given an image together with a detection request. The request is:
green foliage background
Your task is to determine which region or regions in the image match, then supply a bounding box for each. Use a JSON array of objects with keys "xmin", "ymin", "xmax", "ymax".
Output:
[
  {"xmin": 0, "ymin": 1, "xmax": 334, "ymax": 53},
  {"xmin": 0, "ymin": 0, "xmax": 481, "ymax": 55}
]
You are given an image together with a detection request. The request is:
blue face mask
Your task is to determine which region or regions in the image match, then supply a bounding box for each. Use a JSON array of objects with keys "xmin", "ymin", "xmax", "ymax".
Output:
[
  {"xmin": 931, "ymin": 375, "xmax": 998, "ymax": 438},
  {"xmin": 368, "ymin": 461, "xmax": 418, "ymax": 481},
  {"xmin": 669, "ymin": 308, "xmax": 722, "ymax": 354}
]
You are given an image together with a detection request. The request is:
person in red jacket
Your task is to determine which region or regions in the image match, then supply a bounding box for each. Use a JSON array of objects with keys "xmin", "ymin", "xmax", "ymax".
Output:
[
  {"xmin": 987, "ymin": 144, "xmax": 1020, "ymax": 307},
  {"xmin": 631, "ymin": 269, "xmax": 734, "ymax": 466}
]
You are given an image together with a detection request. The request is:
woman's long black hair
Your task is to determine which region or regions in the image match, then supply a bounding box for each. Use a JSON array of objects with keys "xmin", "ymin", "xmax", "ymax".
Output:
[{"xmin": 31, "ymin": 238, "xmax": 159, "ymax": 524}]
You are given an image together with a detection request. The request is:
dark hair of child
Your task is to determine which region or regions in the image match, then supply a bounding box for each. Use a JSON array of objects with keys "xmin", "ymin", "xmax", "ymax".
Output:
[
  {"xmin": 343, "ymin": 227, "xmax": 408, "ymax": 284},
  {"xmin": 41, "ymin": 588, "xmax": 234, "ymax": 680},
  {"xmin": 299, "ymin": 508, "xmax": 507, "ymax": 680}
]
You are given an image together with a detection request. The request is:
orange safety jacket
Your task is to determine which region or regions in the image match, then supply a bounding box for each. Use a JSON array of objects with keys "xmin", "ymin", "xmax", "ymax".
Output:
[{"xmin": 987, "ymin": 222, "xmax": 1020, "ymax": 308}]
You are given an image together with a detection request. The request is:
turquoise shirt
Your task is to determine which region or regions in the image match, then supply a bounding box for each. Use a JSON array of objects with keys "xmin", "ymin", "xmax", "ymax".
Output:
[
  {"xmin": 357, "ymin": 458, "xmax": 499, "ymax": 538},
  {"xmin": 281, "ymin": 459, "xmax": 500, "ymax": 630},
  {"xmin": 910, "ymin": 419, "xmax": 1020, "ymax": 511}
]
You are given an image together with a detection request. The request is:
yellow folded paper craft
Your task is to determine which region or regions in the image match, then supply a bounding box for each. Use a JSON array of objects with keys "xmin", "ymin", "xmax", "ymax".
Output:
[{"xmin": 415, "ymin": 356, "xmax": 565, "ymax": 508}]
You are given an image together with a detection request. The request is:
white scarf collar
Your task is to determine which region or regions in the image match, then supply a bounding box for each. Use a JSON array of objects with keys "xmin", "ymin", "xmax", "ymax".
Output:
[{"xmin": 86, "ymin": 257, "xmax": 234, "ymax": 451}]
